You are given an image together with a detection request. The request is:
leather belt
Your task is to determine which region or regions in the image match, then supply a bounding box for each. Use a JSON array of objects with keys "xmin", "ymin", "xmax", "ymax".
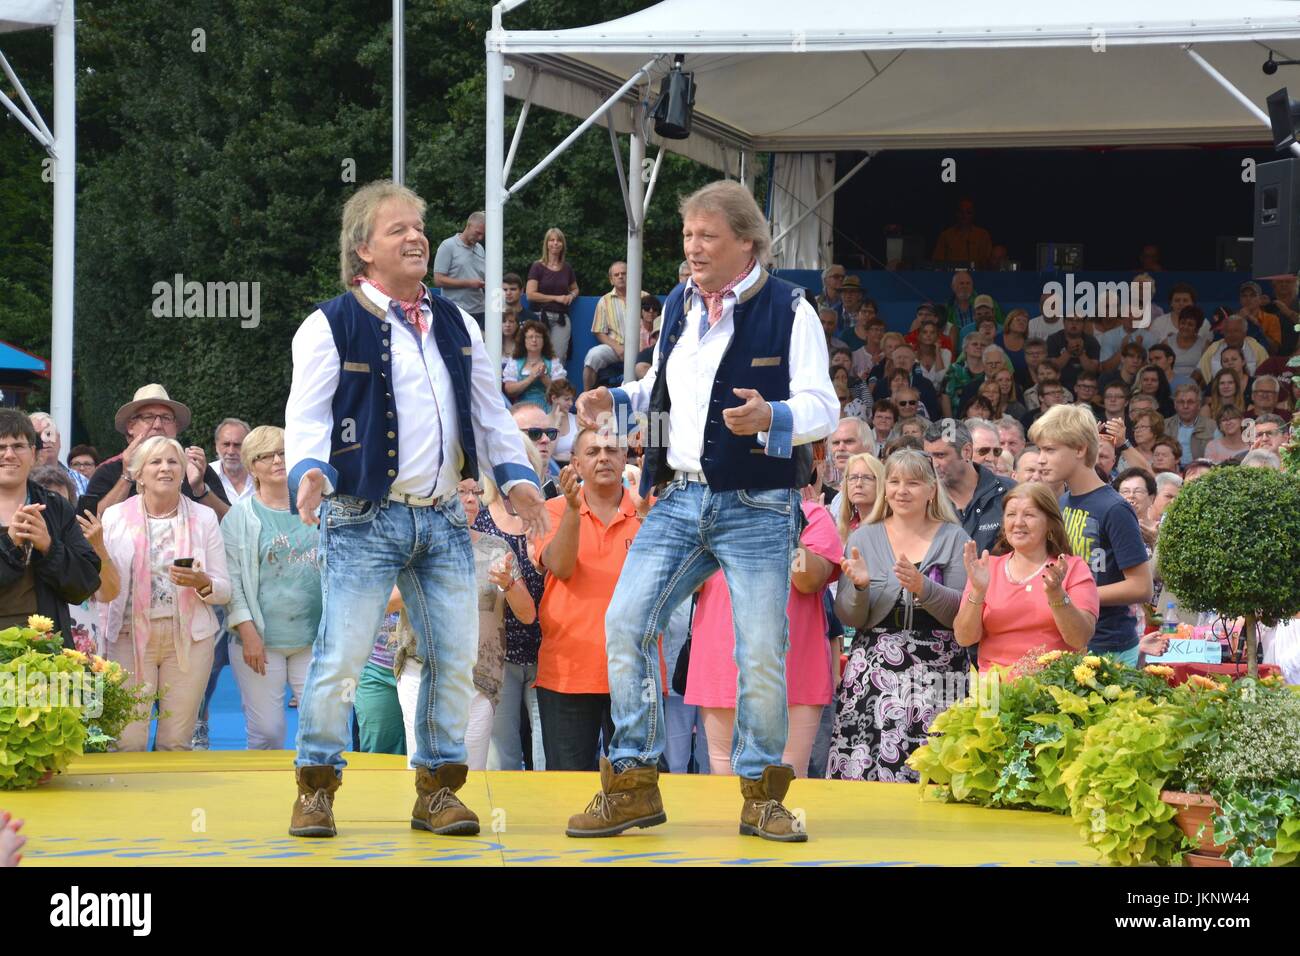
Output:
[
  {"xmin": 388, "ymin": 489, "xmax": 456, "ymax": 508},
  {"xmin": 675, "ymin": 471, "xmax": 707, "ymax": 483}
]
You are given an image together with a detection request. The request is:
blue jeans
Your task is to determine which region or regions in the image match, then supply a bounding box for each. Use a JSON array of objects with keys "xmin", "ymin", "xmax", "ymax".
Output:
[
  {"xmin": 605, "ymin": 480, "xmax": 801, "ymax": 780},
  {"xmin": 294, "ymin": 495, "xmax": 477, "ymax": 773},
  {"xmin": 487, "ymin": 661, "xmax": 546, "ymax": 771},
  {"xmin": 664, "ymin": 694, "xmax": 709, "ymax": 774}
]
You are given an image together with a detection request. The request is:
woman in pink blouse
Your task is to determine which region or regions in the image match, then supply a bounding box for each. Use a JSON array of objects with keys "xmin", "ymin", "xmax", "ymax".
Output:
[
  {"xmin": 685, "ymin": 499, "xmax": 843, "ymax": 777},
  {"xmin": 954, "ymin": 482, "xmax": 1098, "ymax": 670}
]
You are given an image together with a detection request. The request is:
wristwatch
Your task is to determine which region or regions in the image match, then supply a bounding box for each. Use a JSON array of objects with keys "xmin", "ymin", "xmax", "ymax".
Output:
[{"xmin": 1048, "ymin": 594, "xmax": 1072, "ymax": 608}]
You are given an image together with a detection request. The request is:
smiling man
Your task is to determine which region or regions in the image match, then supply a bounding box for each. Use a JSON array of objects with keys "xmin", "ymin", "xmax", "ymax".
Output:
[
  {"xmin": 285, "ymin": 181, "xmax": 548, "ymax": 840},
  {"xmin": 573, "ymin": 181, "xmax": 837, "ymax": 842}
]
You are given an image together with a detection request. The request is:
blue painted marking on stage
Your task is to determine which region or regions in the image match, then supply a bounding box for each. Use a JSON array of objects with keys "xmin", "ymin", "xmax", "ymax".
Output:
[
  {"xmin": 115, "ymin": 851, "xmax": 185, "ymax": 858},
  {"xmin": 716, "ymin": 858, "xmax": 779, "ymax": 865},
  {"xmin": 249, "ymin": 852, "xmax": 315, "ymax": 859},
  {"xmin": 788, "ymin": 860, "xmax": 857, "ymax": 867},
  {"xmin": 420, "ymin": 854, "xmax": 484, "ymax": 862},
  {"xmin": 336, "ymin": 853, "xmax": 393, "ymax": 860},
  {"xmin": 580, "ymin": 851, "xmax": 677, "ymax": 864},
  {"xmin": 37, "ymin": 848, "xmax": 120, "ymax": 857},
  {"xmin": 856, "ymin": 861, "xmax": 921, "ymax": 867},
  {"xmin": 503, "ymin": 856, "xmax": 561, "ymax": 863}
]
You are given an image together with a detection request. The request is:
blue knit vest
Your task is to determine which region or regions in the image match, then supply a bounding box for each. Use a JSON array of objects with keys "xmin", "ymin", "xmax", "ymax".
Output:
[
  {"xmin": 641, "ymin": 271, "xmax": 812, "ymax": 493},
  {"xmin": 315, "ymin": 288, "xmax": 477, "ymax": 501}
]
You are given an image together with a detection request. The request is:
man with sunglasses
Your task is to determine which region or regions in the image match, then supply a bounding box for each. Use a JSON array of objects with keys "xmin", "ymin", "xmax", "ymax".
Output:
[
  {"xmin": 922, "ymin": 418, "xmax": 1016, "ymax": 555},
  {"xmin": 78, "ymin": 384, "xmax": 231, "ymax": 520},
  {"xmin": 512, "ymin": 404, "xmax": 562, "ymax": 498},
  {"xmin": 0, "ymin": 410, "xmax": 101, "ymax": 643}
]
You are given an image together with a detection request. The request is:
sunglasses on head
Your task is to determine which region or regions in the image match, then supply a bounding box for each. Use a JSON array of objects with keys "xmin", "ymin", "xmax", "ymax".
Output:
[{"xmin": 523, "ymin": 427, "xmax": 559, "ymax": 442}]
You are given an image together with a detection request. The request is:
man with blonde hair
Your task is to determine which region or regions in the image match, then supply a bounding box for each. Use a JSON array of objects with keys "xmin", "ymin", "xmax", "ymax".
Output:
[
  {"xmin": 286, "ymin": 180, "xmax": 548, "ymax": 839},
  {"xmin": 1029, "ymin": 404, "xmax": 1152, "ymax": 665},
  {"xmin": 573, "ymin": 180, "xmax": 837, "ymax": 842}
]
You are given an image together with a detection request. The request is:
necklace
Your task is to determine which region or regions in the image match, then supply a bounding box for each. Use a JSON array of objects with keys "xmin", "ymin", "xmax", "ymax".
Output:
[{"xmin": 1004, "ymin": 554, "xmax": 1050, "ymax": 592}]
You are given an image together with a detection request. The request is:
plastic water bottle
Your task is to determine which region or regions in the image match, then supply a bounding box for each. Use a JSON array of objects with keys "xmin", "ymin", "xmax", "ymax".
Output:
[{"xmin": 1161, "ymin": 601, "xmax": 1178, "ymax": 635}]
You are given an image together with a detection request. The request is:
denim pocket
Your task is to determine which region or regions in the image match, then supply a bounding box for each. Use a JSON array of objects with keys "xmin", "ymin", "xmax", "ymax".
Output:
[
  {"xmin": 736, "ymin": 487, "xmax": 794, "ymax": 515},
  {"xmin": 443, "ymin": 499, "xmax": 469, "ymax": 529},
  {"xmin": 325, "ymin": 496, "xmax": 379, "ymax": 529}
]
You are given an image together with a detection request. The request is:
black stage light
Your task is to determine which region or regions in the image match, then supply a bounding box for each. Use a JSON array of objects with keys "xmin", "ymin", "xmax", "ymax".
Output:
[
  {"xmin": 1266, "ymin": 87, "xmax": 1300, "ymax": 152},
  {"xmin": 652, "ymin": 55, "xmax": 696, "ymax": 140}
]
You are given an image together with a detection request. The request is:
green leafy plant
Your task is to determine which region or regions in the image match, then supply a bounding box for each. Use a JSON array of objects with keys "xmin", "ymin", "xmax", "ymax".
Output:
[
  {"xmin": 0, "ymin": 623, "xmax": 153, "ymax": 787},
  {"xmin": 1157, "ymin": 466, "xmax": 1300, "ymax": 674},
  {"xmin": 1060, "ymin": 694, "xmax": 1191, "ymax": 866},
  {"xmin": 1166, "ymin": 676, "xmax": 1300, "ymax": 866},
  {"xmin": 911, "ymin": 651, "xmax": 1173, "ymax": 814}
]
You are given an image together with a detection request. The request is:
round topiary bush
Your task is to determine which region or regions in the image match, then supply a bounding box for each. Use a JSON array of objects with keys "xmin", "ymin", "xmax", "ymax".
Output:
[{"xmin": 1157, "ymin": 466, "xmax": 1300, "ymax": 673}]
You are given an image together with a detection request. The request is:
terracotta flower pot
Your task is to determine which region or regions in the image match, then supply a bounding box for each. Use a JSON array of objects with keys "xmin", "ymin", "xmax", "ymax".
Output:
[{"xmin": 1161, "ymin": 790, "xmax": 1228, "ymax": 860}]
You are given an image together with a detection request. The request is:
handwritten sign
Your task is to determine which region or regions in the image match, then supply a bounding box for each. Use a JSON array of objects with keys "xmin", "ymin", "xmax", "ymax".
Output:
[{"xmin": 1147, "ymin": 638, "xmax": 1223, "ymax": 664}]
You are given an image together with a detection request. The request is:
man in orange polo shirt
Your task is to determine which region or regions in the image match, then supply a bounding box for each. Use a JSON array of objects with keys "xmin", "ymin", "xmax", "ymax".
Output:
[{"xmin": 537, "ymin": 427, "xmax": 650, "ymax": 771}]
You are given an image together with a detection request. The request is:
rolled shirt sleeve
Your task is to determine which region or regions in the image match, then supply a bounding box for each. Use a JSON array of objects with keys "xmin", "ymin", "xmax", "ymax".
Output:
[
  {"xmin": 286, "ymin": 310, "xmax": 341, "ymax": 507},
  {"xmin": 463, "ymin": 308, "xmax": 543, "ymax": 495}
]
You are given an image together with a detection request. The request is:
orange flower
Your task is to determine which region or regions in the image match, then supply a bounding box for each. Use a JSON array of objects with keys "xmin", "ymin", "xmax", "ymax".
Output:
[
  {"xmin": 1144, "ymin": 664, "xmax": 1175, "ymax": 678},
  {"xmin": 1187, "ymin": 674, "xmax": 1221, "ymax": 691}
]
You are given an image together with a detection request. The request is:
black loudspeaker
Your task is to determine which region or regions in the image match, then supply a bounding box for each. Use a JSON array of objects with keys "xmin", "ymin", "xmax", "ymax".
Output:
[
  {"xmin": 1253, "ymin": 157, "xmax": 1300, "ymax": 279},
  {"xmin": 652, "ymin": 57, "xmax": 696, "ymax": 140}
]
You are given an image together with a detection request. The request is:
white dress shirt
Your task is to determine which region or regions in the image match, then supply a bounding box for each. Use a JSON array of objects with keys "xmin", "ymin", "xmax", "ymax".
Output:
[
  {"xmin": 616, "ymin": 264, "xmax": 838, "ymax": 474},
  {"xmin": 215, "ymin": 460, "xmax": 256, "ymax": 503},
  {"xmin": 286, "ymin": 281, "xmax": 536, "ymax": 501}
]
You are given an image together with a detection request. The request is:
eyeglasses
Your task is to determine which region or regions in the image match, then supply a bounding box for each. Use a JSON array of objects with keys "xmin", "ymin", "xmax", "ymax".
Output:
[
  {"xmin": 974, "ymin": 446, "xmax": 1002, "ymax": 457},
  {"xmin": 132, "ymin": 413, "xmax": 176, "ymax": 426},
  {"xmin": 896, "ymin": 399, "xmax": 919, "ymax": 406},
  {"xmin": 845, "ymin": 474, "xmax": 876, "ymax": 485},
  {"xmin": 253, "ymin": 450, "xmax": 286, "ymax": 465},
  {"xmin": 523, "ymin": 427, "xmax": 559, "ymax": 442},
  {"xmin": 0, "ymin": 442, "xmax": 32, "ymax": 455}
]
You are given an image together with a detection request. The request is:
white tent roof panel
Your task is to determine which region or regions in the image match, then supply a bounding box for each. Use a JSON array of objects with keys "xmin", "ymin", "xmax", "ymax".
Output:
[
  {"xmin": 496, "ymin": 0, "xmax": 1300, "ymax": 163},
  {"xmin": 0, "ymin": 0, "xmax": 64, "ymax": 33}
]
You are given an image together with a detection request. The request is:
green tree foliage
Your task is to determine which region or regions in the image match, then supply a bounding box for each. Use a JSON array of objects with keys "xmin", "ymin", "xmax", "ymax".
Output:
[
  {"xmin": 0, "ymin": 0, "xmax": 724, "ymax": 453},
  {"xmin": 1157, "ymin": 466, "xmax": 1300, "ymax": 627}
]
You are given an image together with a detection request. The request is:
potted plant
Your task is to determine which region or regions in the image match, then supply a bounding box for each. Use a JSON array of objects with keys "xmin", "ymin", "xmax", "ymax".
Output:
[
  {"xmin": 0, "ymin": 616, "xmax": 151, "ymax": 790},
  {"xmin": 1160, "ymin": 675, "xmax": 1300, "ymax": 867},
  {"xmin": 1157, "ymin": 466, "xmax": 1300, "ymax": 676}
]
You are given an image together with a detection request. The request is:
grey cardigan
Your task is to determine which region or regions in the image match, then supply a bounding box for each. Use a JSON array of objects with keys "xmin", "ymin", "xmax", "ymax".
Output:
[{"xmin": 835, "ymin": 521, "xmax": 971, "ymax": 631}]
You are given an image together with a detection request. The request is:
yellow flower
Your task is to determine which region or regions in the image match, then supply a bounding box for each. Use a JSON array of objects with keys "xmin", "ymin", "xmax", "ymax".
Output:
[
  {"xmin": 1102, "ymin": 684, "xmax": 1122, "ymax": 700},
  {"xmin": 1262, "ymin": 674, "xmax": 1283, "ymax": 686},
  {"xmin": 107, "ymin": 661, "xmax": 125, "ymax": 683},
  {"xmin": 62, "ymin": 648, "xmax": 89, "ymax": 665},
  {"xmin": 27, "ymin": 614, "xmax": 55, "ymax": 634},
  {"xmin": 91, "ymin": 657, "xmax": 107, "ymax": 674},
  {"xmin": 1083, "ymin": 656, "xmax": 1103, "ymax": 668},
  {"xmin": 1037, "ymin": 650, "xmax": 1064, "ymax": 665},
  {"xmin": 1073, "ymin": 664, "xmax": 1097, "ymax": 685},
  {"xmin": 1187, "ymin": 674, "xmax": 1221, "ymax": 691},
  {"xmin": 1144, "ymin": 664, "xmax": 1175, "ymax": 678}
]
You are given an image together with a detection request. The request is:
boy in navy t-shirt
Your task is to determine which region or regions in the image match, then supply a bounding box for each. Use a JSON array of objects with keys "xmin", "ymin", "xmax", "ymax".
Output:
[{"xmin": 1029, "ymin": 405, "xmax": 1153, "ymax": 664}]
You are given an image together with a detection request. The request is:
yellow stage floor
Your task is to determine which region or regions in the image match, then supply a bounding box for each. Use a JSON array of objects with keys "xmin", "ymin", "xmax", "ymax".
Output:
[{"xmin": 3, "ymin": 752, "xmax": 1099, "ymax": 866}]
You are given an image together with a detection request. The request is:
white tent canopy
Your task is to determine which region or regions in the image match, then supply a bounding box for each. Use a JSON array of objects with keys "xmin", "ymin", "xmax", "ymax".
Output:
[
  {"xmin": 484, "ymin": 0, "xmax": 1300, "ymax": 379},
  {"xmin": 499, "ymin": 0, "xmax": 1300, "ymax": 160}
]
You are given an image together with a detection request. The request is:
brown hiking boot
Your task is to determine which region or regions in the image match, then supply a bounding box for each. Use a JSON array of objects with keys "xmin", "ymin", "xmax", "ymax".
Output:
[
  {"xmin": 566, "ymin": 756, "xmax": 667, "ymax": 837},
  {"xmin": 411, "ymin": 764, "xmax": 480, "ymax": 836},
  {"xmin": 289, "ymin": 765, "xmax": 341, "ymax": 838},
  {"xmin": 739, "ymin": 764, "xmax": 807, "ymax": 842}
]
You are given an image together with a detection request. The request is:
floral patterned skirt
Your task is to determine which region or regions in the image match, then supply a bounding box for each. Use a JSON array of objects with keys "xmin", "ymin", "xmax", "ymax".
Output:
[{"xmin": 828, "ymin": 627, "xmax": 969, "ymax": 782}]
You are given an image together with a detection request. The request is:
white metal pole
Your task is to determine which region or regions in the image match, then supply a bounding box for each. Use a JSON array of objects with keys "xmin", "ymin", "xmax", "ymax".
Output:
[
  {"xmin": 1185, "ymin": 46, "xmax": 1300, "ymax": 158},
  {"xmin": 485, "ymin": 8, "xmax": 507, "ymax": 383},
  {"xmin": 623, "ymin": 103, "xmax": 645, "ymax": 384},
  {"xmin": 502, "ymin": 71, "xmax": 535, "ymax": 183},
  {"xmin": 393, "ymin": 0, "xmax": 405, "ymax": 183},
  {"xmin": 50, "ymin": 0, "xmax": 75, "ymax": 450}
]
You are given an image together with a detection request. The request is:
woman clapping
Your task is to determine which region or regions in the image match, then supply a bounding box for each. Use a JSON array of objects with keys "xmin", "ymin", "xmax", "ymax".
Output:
[{"xmin": 953, "ymin": 483, "xmax": 1099, "ymax": 670}]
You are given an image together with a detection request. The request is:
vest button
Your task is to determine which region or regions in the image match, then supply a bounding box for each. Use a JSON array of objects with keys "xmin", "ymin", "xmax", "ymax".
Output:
[
  {"xmin": 386, "ymin": 411, "xmax": 394, "ymax": 419},
  {"xmin": 388, "ymin": 450, "xmax": 397, "ymax": 458},
  {"xmin": 381, "ymin": 323, "xmax": 390, "ymax": 332},
  {"xmin": 386, "ymin": 393, "xmax": 392, "ymax": 399},
  {"xmin": 387, "ymin": 431, "xmax": 396, "ymax": 439},
  {"xmin": 382, "ymin": 339, "xmax": 389, "ymax": 346},
  {"xmin": 380, "ymin": 372, "xmax": 386, "ymax": 378},
  {"xmin": 387, "ymin": 469, "xmax": 397, "ymax": 478},
  {"xmin": 381, "ymin": 353, "xmax": 390, "ymax": 362}
]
